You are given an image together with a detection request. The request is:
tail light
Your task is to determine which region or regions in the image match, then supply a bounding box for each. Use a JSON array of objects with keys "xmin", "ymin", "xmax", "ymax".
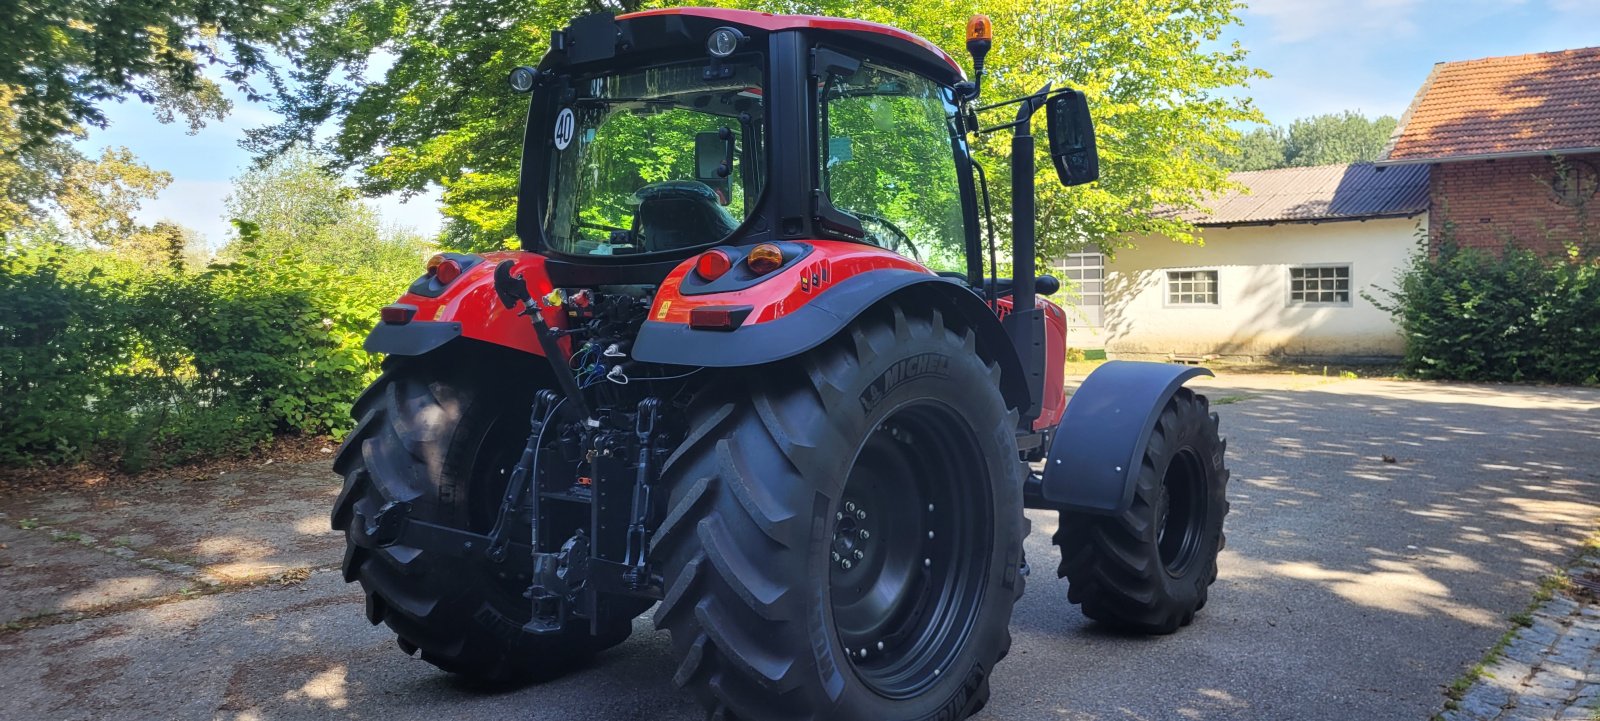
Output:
[
  {"xmin": 689, "ymin": 305, "xmax": 754, "ymax": 331},
  {"xmin": 380, "ymin": 304, "xmax": 418, "ymax": 325},
  {"xmin": 428, "ymin": 254, "xmax": 464, "ymax": 284},
  {"xmin": 746, "ymin": 243, "xmax": 784, "ymax": 275},
  {"xmin": 696, "ymin": 249, "xmax": 734, "ymax": 281}
]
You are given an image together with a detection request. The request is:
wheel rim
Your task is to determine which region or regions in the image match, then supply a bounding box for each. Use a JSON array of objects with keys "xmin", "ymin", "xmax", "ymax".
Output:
[
  {"xmin": 828, "ymin": 401, "xmax": 991, "ymax": 699},
  {"xmin": 1156, "ymin": 447, "xmax": 1208, "ymax": 577}
]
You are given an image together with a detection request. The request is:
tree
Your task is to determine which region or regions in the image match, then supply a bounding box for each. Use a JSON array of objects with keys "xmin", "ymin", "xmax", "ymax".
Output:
[
  {"xmin": 2, "ymin": 86, "xmax": 174, "ymax": 250},
  {"xmin": 0, "ymin": 0, "xmax": 314, "ymax": 147},
  {"xmin": 1230, "ymin": 127, "xmax": 1288, "ymax": 171},
  {"xmin": 223, "ymin": 145, "xmax": 431, "ymax": 281},
  {"xmin": 259, "ymin": 0, "xmax": 1264, "ymax": 257},
  {"xmin": 1225, "ymin": 111, "xmax": 1399, "ymax": 171}
]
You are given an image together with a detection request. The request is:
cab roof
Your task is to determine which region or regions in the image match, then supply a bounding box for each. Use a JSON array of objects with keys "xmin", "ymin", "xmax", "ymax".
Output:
[{"xmin": 617, "ymin": 7, "xmax": 965, "ymax": 79}]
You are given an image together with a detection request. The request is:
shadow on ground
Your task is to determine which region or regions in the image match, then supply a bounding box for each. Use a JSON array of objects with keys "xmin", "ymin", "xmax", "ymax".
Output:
[{"xmin": 0, "ymin": 376, "xmax": 1595, "ymax": 720}]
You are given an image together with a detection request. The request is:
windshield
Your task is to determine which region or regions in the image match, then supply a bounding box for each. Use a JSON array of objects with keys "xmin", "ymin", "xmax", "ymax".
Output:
[{"xmin": 544, "ymin": 57, "xmax": 766, "ymax": 256}]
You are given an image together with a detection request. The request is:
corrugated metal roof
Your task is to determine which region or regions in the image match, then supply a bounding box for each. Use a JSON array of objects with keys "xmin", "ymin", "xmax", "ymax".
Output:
[
  {"xmin": 1173, "ymin": 163, "xmax": 1431, "ymax": 226},
  {"xmin": 1380, "ymin": 46, "xmax": 1600, "ymax": 165}
]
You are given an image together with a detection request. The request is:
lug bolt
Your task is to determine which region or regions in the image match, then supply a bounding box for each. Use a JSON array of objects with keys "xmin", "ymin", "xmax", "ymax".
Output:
[
  {"xmin": 853, "ymin": 549, "xmax": 864, "ymax": 560},
  {"xmin": 836, "ymin": 512, "xmax": 843, "ymax": 521},
  {"xmin": 845, "ymin": 501, "xmax": 857, "ymax": 513},
  {"xmin": 928, "ymin": 504, "xmax": 935, "ymax": 512},
  {"xmin": 859, "ymin": 529, "xmax": 870, "ymax": 540},
  {"xmin": 924, "ymin": 558, "xmax": 931, "ymax": 568},
  {"xmin": 842, "ymin": 559, "xmax": 853, "ymax": 570},
  {"xmin": 928, "ymin": 531, "xmax": 935, "ymax": 539},
  {"xmin": 877, "ymin": 641, "xmax": 885, "ymax": 651},
  {"xmin": 860, "ymin": 648, "xmax": 869, "ymax": 658},
  {"xmin": 856, "ymin": 509, "xmax": 867, "ymax": 520},
  {"xmin": 832, "ymin": 551, "xmax": 841, "ymax": 562}
]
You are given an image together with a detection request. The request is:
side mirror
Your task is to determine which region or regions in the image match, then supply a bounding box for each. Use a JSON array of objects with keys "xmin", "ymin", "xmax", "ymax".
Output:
[
  {"xmin": 1046, "ymin": 91, "xmax": 1099, "ymax": 187},
  {"xmin": 693, "ymin": 130, "xmax": 733, "ymax": 205}
]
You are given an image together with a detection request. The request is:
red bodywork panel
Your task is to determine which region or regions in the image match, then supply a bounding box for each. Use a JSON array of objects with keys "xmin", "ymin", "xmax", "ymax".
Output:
[
  {"xmin": 996, "ymin": 295, "xmax": 1069, "ymax": 431},
  {"xmin": 649, "ymin": 240, "xmax": 931, "ymax": 325},
  {"xmin": 391, "ymin": 251, "xmax": 564, "ymax": 357},
  {"xmin": 647, "ymin": 240, "xmax": 1068, "ymax": 431},
  {"xmin": 390, "ymin": 242, "xmax": 1066, "ymax": 431},
  {"xmin": 617, "ymin": 7, "xmax": 965, "ymax": 77}
]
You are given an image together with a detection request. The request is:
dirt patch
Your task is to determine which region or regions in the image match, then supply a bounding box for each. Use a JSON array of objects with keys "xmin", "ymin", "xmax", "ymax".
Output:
[
  {"xmin": 0, "ymin": 525, "xmax": 190, "ymax": 625},
  {"xmin": 0, "ymin": 434, "xmax": 337, "ymax": 497}
]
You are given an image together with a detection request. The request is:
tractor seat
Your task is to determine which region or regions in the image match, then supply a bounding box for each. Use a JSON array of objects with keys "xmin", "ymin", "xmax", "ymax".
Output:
[{"xmin": 631, "ymin": 181, "xmax": 740, "ymax": 252}]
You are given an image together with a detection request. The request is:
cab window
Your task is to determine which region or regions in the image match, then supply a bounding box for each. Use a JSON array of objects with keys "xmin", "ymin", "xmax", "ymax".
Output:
[{"xmin": 820, "ymin": 60, "xmax": 967, "ymax": 271}]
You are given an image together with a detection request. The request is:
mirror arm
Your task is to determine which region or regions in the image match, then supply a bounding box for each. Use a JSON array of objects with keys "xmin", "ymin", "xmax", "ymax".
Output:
[{"xmin": 971, "ymin": 84, "xmax": 1066, "ymax": 134}]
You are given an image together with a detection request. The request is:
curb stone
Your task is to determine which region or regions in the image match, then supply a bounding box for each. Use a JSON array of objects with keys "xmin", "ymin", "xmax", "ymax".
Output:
[{"xmin": 1441, "ymin": 557, "xmax": 1600, "ymax": 721}]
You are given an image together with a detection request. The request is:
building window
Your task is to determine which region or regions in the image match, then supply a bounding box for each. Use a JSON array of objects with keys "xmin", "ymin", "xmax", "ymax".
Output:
[
  {"xmin": 1054, "ymin": 252, "xmax": 1104, "ymax": 326},
  {"xmin": 1167, "ymin": 270, "xmax": 1218, "ymax": 306},
  {"xmin": 1289, "ymin": 265, "xmax": 1351, "ymax": 305}
]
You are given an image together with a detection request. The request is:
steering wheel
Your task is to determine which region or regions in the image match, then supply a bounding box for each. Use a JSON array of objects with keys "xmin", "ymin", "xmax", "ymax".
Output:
[
  {"xmin": 851, "ymin": 211, "xmax": 920, "ymax": 260},
  {"xmin": 578, "ymin": 220, "xmax": 630, "ymax": 235}
]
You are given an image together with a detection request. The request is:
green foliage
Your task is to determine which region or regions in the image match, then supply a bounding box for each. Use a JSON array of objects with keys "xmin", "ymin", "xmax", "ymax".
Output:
[
  {"xmin": 257, "ymin": 0, "xmax": 1264, "ymax": 259},
  {"xmin": 0, "ymin": 239, "xmax": 393, "ymax": 469},
  {"xmin": 1226, "ymin": 111, "xmax": 1399, "ymax": 171},
  {"xmin": 1370, "ymin": 234, "xmax": 1600, "ymax": 385},
  {"xmin": 223, "ymin": 145, "xmax": 430, "ymax": 282},
  {"xmin": 0, "ymin": 0, "xmax": 315, "ymax": 146}
]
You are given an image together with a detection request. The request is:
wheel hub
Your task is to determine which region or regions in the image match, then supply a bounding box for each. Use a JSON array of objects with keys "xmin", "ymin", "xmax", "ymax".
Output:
[{"xmin": 831, "ymin": 502, "xmax": 872, "ymax": 570}]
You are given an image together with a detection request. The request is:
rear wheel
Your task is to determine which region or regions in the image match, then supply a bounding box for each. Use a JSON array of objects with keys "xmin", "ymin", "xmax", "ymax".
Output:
[
  {"xmin": 331, "ymin": 349, "xmax": 641, "ymax": 681},
  {"xmin": 1053, "ymin": 388, "xmax": 1229, "ymax": 633},
  {"xmin": 651, "ymin": 303, "xmax": 1025, "ymax": 720}
]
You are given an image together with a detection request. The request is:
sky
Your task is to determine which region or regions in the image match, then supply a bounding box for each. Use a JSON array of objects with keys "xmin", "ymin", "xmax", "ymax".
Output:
[{"xmin": 74, "ymin": 0, "xmax": 1600, "ymax": 249}]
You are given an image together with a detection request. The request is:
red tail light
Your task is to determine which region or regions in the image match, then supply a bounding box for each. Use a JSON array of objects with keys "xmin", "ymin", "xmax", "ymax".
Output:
[
  {"xmin": 689, "ymin": 305, "xmax": 753, "ymax": 331},
  {"xmin": 380, "ymin": 304, "xmax": 418, "ymax": 325},
  {"xmin": 433, "ymin": 258, "xmax": 463, "ymax": 284},
  {"xmin": 696, "ymin": 249, "xmax": 733, "ymax": 281}
]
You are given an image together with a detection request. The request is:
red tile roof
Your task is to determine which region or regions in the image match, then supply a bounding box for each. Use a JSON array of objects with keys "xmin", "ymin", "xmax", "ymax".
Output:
[
  {"xmin": 1171, "ymin": 164, "xmax": 1430, "ymax": 226},
  {"xmin": 1380, "ymin": 46, "xmax": 1600, "ymax": 165}
]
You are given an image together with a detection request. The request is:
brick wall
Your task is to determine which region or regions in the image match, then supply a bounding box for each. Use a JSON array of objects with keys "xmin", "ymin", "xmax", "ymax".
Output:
[{"xmin": 1428, "ymin": 152, "xmax": 1600, "ymax": 254}]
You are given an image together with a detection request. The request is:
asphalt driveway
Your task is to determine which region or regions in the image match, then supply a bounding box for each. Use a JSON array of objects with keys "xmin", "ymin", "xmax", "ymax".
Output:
[{"xmin": 1, "ymin": 373, "xmax": 1597, "ymax": 720}]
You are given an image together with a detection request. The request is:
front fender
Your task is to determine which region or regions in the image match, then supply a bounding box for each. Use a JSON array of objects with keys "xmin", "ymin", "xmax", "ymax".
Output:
[
  {"xmin": 363, "ymin": 251, "xmax": 559, "ymax": 358},
  {"xmin": 1041, "ymin": 361, "xmax": 1214, "ymax": 514}
]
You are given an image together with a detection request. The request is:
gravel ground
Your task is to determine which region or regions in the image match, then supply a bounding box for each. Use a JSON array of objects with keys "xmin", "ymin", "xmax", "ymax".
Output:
[{"xmin": 1, "ymin": 373, "xmax": 1597, "ymax": 721}]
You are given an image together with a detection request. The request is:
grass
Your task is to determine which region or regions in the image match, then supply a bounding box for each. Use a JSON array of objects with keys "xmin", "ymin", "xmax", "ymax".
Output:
[
  {"xmin": 17, "ymin": 517, "xmax": 40, "ymax": 530},
  {"xmin": 53, "ymin": 531, "xmax": 83, "ymax": 543},
  {"xmin": 1210, "ymin": 394, "xmax": 1255, "ymax": 406}
]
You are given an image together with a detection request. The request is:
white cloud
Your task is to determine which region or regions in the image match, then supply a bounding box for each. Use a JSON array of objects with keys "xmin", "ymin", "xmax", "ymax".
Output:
[{"xmin": 1243, "ymin": 0, "xmax": 1426, "ymax": 44}]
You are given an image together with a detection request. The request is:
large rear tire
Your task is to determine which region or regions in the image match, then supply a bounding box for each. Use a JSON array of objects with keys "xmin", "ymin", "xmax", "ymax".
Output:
[
  {"xmin": 651, "ymin": 303, "xmax": 1026, "ymax": 721},
  {"xmin": 331, "ymin": 349, "xmax": 641, "ymax": 682},
  {"xmin": 1053, "ymin": 387, "xmax": 1229, "ymax": 633}
]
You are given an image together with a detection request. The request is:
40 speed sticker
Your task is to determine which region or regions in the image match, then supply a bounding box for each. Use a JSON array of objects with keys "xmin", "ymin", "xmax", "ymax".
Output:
[{"xmin": 553, "ymin": 108, "xmax": 575, "ymax": 150}]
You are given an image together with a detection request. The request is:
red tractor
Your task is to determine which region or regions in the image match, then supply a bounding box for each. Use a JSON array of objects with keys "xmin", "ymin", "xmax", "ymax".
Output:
[{"xmin": 332, "ymin": 8, "xmax": 1229, "ymax": 720}]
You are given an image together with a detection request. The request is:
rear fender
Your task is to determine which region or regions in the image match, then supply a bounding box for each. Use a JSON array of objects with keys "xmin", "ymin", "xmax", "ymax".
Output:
[
  {"xmin": 1041, "ymin": 361, "xmax": 1214, "ymax": 514},
  {"xmin": 363, "ymin": 251, "xmax": 560, "ymax": 358},
  {"xmin": 632, "ymin": 251, "xmax": 1029, "ymax": 411}
]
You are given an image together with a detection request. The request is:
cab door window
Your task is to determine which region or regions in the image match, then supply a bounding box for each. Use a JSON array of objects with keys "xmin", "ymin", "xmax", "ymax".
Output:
[{"xmin": 820, "ymin": 60, "xmax": 967, "ymax": 271}]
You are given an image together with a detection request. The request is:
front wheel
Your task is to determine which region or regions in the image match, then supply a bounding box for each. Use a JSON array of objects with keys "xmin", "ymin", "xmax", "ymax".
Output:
[
  {"xmin": 651, "ymin": 303, "xmax": 1025, "ymax": 720},
  {"xmin": 1053, "ymin": 387, "xmax": 1229, "ymax": 633}
]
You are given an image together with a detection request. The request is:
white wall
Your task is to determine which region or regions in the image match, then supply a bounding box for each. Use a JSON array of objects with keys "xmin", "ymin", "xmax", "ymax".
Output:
[{"xmin": 1104, "ymin": 216, "xmax": 1424, "ymax": 360}]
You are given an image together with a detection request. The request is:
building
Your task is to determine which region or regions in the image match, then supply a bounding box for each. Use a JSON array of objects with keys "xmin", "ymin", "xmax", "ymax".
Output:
[
  {"xmin": 1074, "ymin": 45, "xmax": 1600, "ymax": 363},
  {"xmin": 1376, "ymin": 46, "xmax": 1600, "ymax": 253},
  {"xmin": 1085, "ymin": 164, "xmax": 1430, "ymax": 362}
]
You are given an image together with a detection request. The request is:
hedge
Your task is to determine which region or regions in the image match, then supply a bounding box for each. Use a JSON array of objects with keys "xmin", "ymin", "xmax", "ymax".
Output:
[
  {"xmin": 0, "ymin": 241, "xmax": 396, "ymax": 469},
  {"xmin": 1372, "ymin": 238, "xmax": 1600, "ymax": 385}
]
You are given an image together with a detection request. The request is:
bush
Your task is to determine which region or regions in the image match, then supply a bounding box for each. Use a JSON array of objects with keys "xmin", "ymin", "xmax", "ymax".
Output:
[
  {"xmin": 1372, "ymin": 238, "xmax": 1600, "ymax": 385},
  {"xmin": 0, "ymin": 240, "xmax": 397, "ymax": 469}
]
